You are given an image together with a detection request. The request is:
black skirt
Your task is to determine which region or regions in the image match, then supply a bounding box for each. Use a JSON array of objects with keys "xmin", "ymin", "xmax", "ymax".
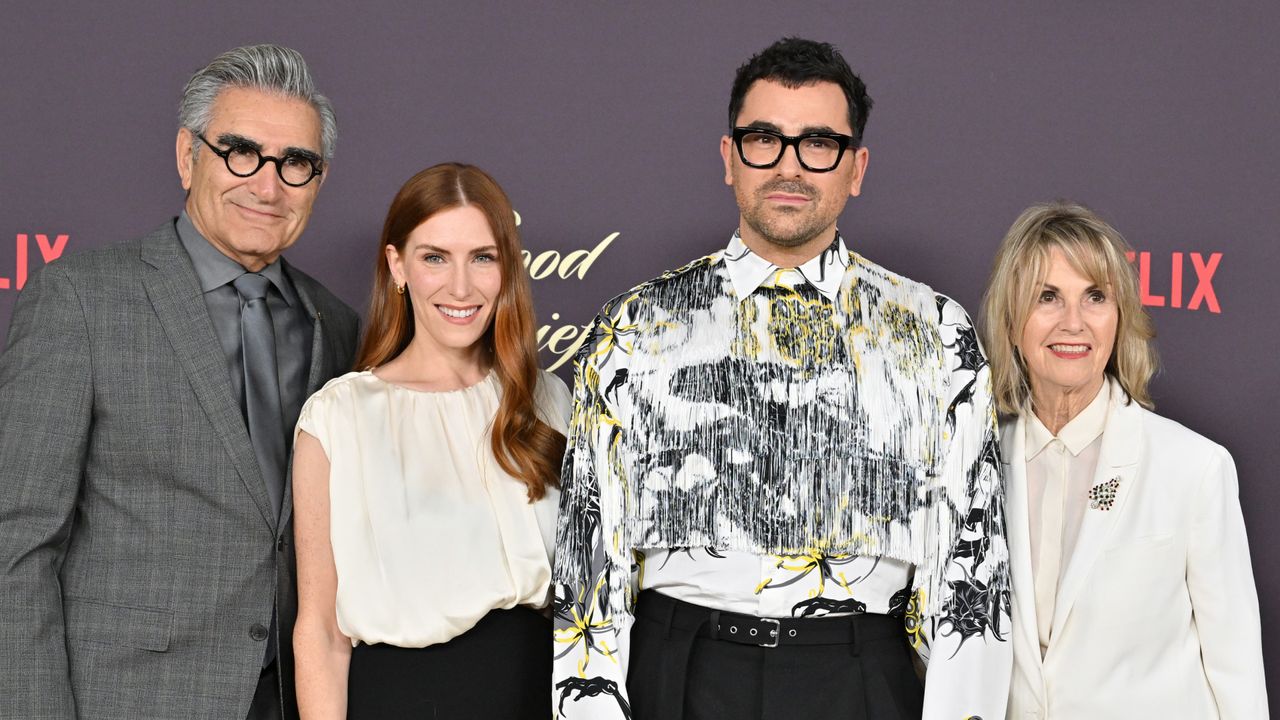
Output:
[
  {"xmin": 347, "ymin": 606, "xmax": 551, "ymax": 720},
  {"xmin": 627, "ymin": 590, "xmax": 924, "ymax": 720}
]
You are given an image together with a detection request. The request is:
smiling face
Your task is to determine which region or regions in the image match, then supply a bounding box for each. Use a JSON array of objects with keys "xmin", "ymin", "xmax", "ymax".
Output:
[
  {"xmin": 720, "ymin": 79, "xmax": 869, "ymax": 263},
  {"xmin": 1018, "ymin": 247, "xmax": 1119, "ymax": 411},
  {"xmin": 386, "ymin": 204, "xmax": 502, "ymax": 360},
  {"xmin": 176, "ymin": 86, "xmax": 324, "ymax": 271}
]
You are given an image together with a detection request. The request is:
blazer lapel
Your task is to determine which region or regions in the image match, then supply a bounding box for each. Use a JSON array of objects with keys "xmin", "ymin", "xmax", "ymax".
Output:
[
  {"xmin": 140, "ymin": 223, "xmax": 276, "ymax": 529},
  {"xmin": 1001, "ymin": 416, "xmax": 1044, "ymax": 676},
  {"xmin": 1048, "ymin": 381, "xmax": 1143, "ymax": 641}
]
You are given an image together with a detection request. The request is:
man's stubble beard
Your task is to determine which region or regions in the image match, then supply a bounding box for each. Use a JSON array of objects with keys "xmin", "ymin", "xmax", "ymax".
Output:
[{"xmin": 738, "ymin": 179, "xmax": 830, "ymax": 249}]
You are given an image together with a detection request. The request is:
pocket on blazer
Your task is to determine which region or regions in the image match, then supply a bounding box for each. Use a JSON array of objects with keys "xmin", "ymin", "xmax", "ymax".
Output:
[
  {"xmin": 1092, "ymin": 532, "xmax": 1181, "ymax": 622},
  {"xmin": 64, "ymin": 597, "xmax": 173, "ymax": 652}
]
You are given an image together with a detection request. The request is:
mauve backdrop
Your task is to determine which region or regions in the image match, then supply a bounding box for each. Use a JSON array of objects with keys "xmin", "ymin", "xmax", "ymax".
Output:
[{"xmin": 3, "ymin": 0, "xmax": 1277, "ymax": 701}]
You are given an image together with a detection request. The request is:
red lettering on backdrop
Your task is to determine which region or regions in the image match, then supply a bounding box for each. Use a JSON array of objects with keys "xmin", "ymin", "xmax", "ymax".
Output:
[
  {"xmin": 16, "ymin": 234, "xmax": 28, "ymax": 290},
  {"xmin": 1188, "ymin": 252, "xmax": 1222, "ymax": 313},
  {"xmin": 1170, "ymin": 251, "xmax": 1183, "ymax": 308},
  {"xmin": 37, "ymin": 233, "xmax": 69, "ymax": 263},
  {"xmin": 1137, "ymin": 251, "xmax": 1165, "ymax": 307},
  {"xmin": 0, "ymin": 233, "xmax": 70, "ymax": 291},
  {"xmin": 1124, "ymin": 250, "xmax": 1221, "ymax": 314}
]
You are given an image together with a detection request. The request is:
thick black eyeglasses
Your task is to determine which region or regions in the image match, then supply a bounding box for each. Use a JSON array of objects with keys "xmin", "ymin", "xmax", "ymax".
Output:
[
  {"xmin": 196, "ymin": 133, "xmax": 324, "ymax": 187},
  {"xmin": 731, "ymin": 127, "xmax": 856, "ymax": 173}
]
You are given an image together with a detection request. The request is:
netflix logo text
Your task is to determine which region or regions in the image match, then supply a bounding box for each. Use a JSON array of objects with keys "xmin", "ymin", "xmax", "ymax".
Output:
[
  {"xmin": 1127, "ymin": 251, "xmax": 1221, "ymax": 314},
  {"xmin": 0, "ymin": 233, "xmax": 70, "ymax": 291}
]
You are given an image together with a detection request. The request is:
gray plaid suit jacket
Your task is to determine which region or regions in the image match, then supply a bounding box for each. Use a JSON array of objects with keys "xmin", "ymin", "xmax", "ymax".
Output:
[{"xmin": 0, "ymin": 221, "xmax": 360, "ymax": 719}]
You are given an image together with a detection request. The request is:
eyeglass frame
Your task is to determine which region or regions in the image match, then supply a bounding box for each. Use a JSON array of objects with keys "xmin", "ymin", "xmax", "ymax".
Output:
[
  {"xmin": 194, "ymin": 133, "xmax": 325, "ymax": 187},
  {"xmin": 730, "ymin": 126, "xmax": 857, "ymax": 173}
]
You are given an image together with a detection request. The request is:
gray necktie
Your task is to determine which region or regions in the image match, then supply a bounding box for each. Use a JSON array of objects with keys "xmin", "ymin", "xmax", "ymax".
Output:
[{"xmin": 233, "ymin": 272, "xmax": 286, "ymax": 520}]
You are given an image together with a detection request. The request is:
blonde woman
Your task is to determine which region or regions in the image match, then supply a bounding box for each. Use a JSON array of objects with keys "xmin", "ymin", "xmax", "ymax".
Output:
[{"xmin": 980, "ymin": 201, "xmax": 1266, "ymax": 718}]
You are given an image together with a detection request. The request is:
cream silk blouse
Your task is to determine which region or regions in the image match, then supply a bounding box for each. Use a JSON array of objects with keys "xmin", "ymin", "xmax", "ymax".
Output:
[
  {"xmin": 296, "ymin": 369, "xmax": 571, "ymax": 648},
  {"xmin": 1024, "ymin": 381, "xmax": 1108, "ymax": 656}
]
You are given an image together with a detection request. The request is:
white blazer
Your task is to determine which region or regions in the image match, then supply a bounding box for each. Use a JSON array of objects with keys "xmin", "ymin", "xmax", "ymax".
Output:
[{"xmin": 1003, "ymin": 380, "xmax": 1267, "ymax": 719}]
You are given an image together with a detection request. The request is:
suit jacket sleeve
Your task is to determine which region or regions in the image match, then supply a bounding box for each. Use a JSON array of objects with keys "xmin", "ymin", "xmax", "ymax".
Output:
[
  {"xmin": 0, "ymin": 264, "xmax": 94, "ymax": 718},
  {"xmin": 1186, "ymin": 445, "xmax": 1269, "ymax": 718}
]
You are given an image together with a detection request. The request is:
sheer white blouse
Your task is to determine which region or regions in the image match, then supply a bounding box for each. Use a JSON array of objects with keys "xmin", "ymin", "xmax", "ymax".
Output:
[{"xmin": 296, "ymin": 369, "xmax": 571, "ymax": 648}]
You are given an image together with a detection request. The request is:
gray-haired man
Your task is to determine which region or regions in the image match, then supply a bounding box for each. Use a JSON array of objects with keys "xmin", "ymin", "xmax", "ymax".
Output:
[{"xmin": 0, "ymin": 45, "xmax": 359, "ymax": 719}]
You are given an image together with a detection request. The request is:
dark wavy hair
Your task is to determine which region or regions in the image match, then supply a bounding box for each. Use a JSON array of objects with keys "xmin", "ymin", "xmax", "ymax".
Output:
[
  {"xmin": 728, "ymin": 37, "xmax": 873, "ymax": 145},
  {"xmin": 355, "ymin": 163, "xmax": 565, "ymax": 501}
]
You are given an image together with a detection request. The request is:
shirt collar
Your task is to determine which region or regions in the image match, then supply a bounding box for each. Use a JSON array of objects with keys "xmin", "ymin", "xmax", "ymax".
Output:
[
  {"xmin": 1024, "ymin": 380, "xmax": 1110, "ymax": 459},
  {"xmin": 176, "ymin": 211, "xmax": 297, "ymax": 306},
  {"xmin": 722, "ymin": 230, "xmax": 849, "ymax": 302}
]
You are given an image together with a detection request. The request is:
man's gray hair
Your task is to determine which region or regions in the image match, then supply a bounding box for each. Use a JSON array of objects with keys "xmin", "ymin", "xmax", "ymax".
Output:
[{"xmin": 179, "ymin": 44, "xmax": 337, "ymax": 163}]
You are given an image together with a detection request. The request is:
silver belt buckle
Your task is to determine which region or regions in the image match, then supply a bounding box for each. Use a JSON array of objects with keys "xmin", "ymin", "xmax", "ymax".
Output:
[{"xmin": 761, "ymin": 618, "xmax": 781, "ymax": 648}]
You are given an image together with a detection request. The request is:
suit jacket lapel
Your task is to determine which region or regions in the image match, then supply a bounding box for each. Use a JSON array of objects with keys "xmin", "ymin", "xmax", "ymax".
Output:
[
  {"xmin": 1048, "ymin": 381, "xmax": 1143, "ymax": 641},
  {"xmin": 1001, "ymin": 416, "xmax": 1044, "ymax": 679},
  {"xmin": 286, "ymin": 263, "xmax": 337, "ymax": 397},
  {"xmin": 140, "ymin": 223, "xmax": 276, "ymax": 529},
  {"xmin": 279, "ymin": 260, "xmax": 337, "ymax": 531}
]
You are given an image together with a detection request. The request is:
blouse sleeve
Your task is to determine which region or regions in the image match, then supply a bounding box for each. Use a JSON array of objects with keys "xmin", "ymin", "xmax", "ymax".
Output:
[
  {"xmin": 1186, "ymin": 445, "xmax": 1269, "ymax": 718},
  {"xmin": 913, "ymin": 297, "xmax": 1012, "ymax": 719},
  {"xmin": 551, "ymin": 302, "xmax": 639, "ymax": 720},
  {"xmin": 294, "ymin": 373, "xmax": 358, "ymax": 459},
  {"xmin": 294, "ymin": 384, "xmax": 330, "ymax": 453},
  {"xmin": 537, "ymin": 369, "xmax": 575, "ymax": 434}
]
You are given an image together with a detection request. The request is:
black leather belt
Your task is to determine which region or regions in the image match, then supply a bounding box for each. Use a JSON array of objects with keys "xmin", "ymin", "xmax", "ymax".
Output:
[{"xmin": 636, "ymin": 589, "xmax": 901, "ymax": 650}]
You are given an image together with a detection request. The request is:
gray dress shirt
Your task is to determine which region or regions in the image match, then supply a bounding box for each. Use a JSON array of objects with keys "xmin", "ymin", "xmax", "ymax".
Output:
[{"xmin": 175, "ymin": 212, "xmax": 313, "ymax": 482}]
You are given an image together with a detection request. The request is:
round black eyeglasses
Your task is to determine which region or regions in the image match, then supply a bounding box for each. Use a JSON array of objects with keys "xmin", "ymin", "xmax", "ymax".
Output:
[
  {"xmin": 731, "ymin": 127, "xmax": 856, "ymax": 173},
  {"xmin": 196, "ymin": 133, "xmax": 324, "ymax": 187}
]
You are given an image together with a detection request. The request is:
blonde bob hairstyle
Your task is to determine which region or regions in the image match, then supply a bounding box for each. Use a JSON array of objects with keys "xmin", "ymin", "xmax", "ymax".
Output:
[{"xmin": 980, "ymin": 201, "xmax": 1157, "ymax": 416}]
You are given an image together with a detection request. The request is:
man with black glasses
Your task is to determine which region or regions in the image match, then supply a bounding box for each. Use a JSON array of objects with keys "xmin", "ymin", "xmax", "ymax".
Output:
[
  {"xmin": 552, "ymin": 37, "xmax": 1011, "ymax": 719},
  {"xmin": 0, "ymin": 45, "xmax": 358, "ymax": 720}
]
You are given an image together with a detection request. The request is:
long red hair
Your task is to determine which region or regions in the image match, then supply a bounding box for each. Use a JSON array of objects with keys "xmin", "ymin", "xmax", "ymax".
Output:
[{"xmin": 354, "ymin": 163, "xmax": 565, "ymax": 501}]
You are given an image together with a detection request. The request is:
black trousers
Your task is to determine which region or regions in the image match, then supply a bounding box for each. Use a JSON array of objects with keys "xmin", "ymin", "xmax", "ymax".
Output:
[
  {"xmin": 347, "ymin": 607, "xmax": 551, "ymax": 719},
  {"xmin": 627, "ymin": 591, "xmax": 924, "ymax": 720}
]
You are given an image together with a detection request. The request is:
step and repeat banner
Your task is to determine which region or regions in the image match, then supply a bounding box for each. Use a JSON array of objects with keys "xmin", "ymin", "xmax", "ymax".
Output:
[{"xmin": 4, "ymin": 0, "xmax": 1278, "ymax": 697}]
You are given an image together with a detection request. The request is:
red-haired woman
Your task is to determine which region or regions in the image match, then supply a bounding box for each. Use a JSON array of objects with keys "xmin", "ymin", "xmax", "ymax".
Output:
[{"xmin": 291, "ymin": 163, "xmax": 568, "ymax": 719}]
